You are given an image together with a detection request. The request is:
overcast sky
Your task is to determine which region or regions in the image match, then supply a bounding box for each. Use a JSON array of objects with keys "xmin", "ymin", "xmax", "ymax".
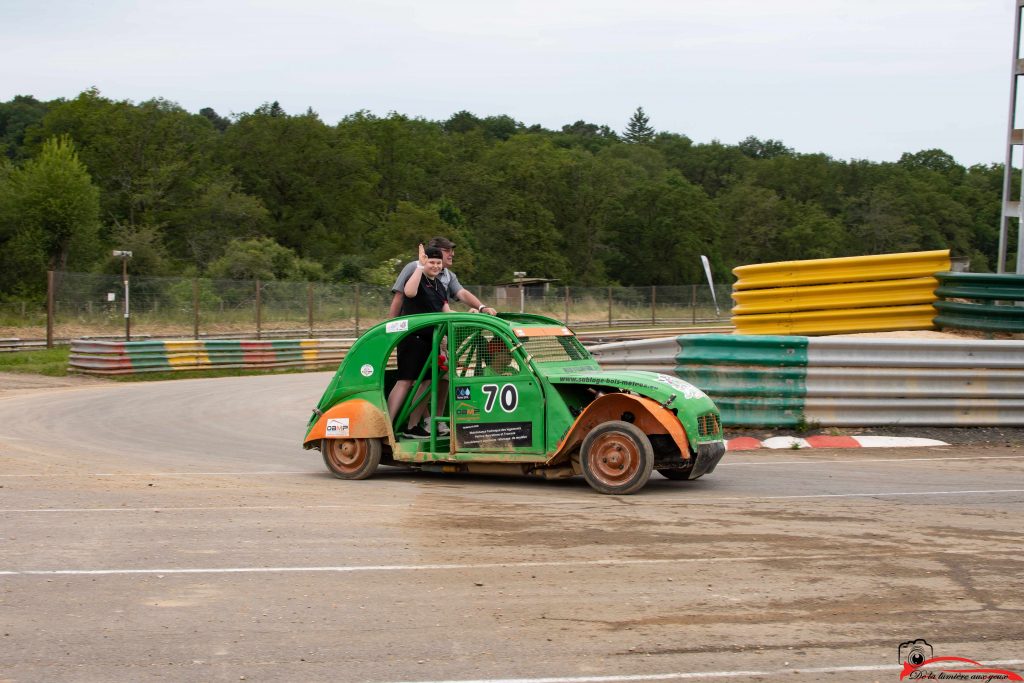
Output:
[{"xmin": 0, "ymin": 0, "xmax": 1016, "ymax": 166}]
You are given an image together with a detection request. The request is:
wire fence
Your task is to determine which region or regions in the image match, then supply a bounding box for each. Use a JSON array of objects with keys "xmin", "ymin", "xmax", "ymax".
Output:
[{"xmin": 2, "ymin": 272, "xmax": 733, "ymax": 343}]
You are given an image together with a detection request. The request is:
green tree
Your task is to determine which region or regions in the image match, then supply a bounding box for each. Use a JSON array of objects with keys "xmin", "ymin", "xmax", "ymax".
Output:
[
  {"xmin": 622, "ymin": 107, "xmax": 655, "ymax": 144},
  {"xmin": 0, "ymin": 135, "xmax": 101, "ymax": 295},
  {"xmin": 606, "ymin": 171, "xmax": 721, "ymax": 284},
  {"xmin": 737, "ymin": 136, "xmax": 793, "ymax": 159},
  {"xmin": 0, "ymin": 94, "xmax": 52, "ymax": 160},
  {"xmin": 206, "ymin": 237, "xmax": 325, "ymax": 281}
]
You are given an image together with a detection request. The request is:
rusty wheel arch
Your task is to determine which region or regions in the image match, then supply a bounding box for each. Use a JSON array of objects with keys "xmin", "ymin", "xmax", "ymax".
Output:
[{"xmin": 549, "ymin": 392, "xmax": 690, "ymax": 465}]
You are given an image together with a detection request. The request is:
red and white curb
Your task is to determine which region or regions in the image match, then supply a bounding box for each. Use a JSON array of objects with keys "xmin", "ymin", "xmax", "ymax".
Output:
[{"xmin": 726, "ymin": 435, "xmax": 949, "ymax": 451}]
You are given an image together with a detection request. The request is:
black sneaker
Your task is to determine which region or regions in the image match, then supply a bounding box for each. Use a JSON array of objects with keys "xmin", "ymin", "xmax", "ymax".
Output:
[{"xmin": 402, "ymin": 425, "xmax": 430, "ymax": 439}]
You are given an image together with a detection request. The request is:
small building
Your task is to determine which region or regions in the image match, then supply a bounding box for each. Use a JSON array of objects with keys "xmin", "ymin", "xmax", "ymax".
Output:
[{"xmin": 494, "ymin": 277, "xmax": 559, "ymax": 310}]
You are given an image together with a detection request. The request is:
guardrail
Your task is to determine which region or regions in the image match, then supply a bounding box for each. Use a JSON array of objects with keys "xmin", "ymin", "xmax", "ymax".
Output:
[
  {"xmin": 69, "ymin": 338, "xmax": 354, "ymax": 375},
  {"xmin": 730, "ymin": 250, "xmax": 950, "ymax": 336},
  {"xmin": 934, "ymin": 271, "xmax": 1024, "ymax": 333},
  {"xmin": 590, "ymin": 333, "xmax": 1024, "ymax": 426}
]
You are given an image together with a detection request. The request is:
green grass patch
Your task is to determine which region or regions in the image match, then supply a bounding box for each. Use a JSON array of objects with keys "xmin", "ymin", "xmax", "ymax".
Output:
[{"xmin": 0, "ymin": 346, "xmax": 70, "ymax": 376}]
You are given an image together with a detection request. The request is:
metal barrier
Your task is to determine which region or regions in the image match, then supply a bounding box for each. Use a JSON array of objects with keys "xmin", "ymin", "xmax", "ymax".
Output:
[
  {"xmin": 732, "ymin": 250, "xmax": 952, "ymax": 290},
  {"xmin": 934, "ymin": 271, "xmax": 1024, "ymax": 333},
  {"xmin": 590, "ymin": 334, "xmax": 1024, "ymax": 426},
  {"xmin": 69, "ymin": 338, "xmax": 353, "ymax": 375},
  {"xmin": 730, "ymin": 250, "xmax": 950, "ymax": 336}
]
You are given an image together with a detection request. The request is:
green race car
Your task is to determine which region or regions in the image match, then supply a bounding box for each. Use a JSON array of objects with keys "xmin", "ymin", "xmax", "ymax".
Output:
[{"xmin": 304, "ymin": 312, "xmax": 725, "ymax": 495}]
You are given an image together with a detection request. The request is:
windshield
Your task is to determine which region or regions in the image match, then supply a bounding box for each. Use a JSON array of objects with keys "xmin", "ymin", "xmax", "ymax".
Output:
[{"xmin": 521, "ymin": 335, "xmax": 592, "ymax": 364}]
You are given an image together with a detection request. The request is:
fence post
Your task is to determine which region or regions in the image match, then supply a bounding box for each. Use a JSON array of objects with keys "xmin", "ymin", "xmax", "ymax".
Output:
[
  {"xmin": 192, "ymin": 279, "xmax": 199, "ymax": 340},
  {"xmin": 354, "ymin": 284, "xmax": 361, "ymax": 336},
  {"xmin": 255, "ymin": 279, "xmax": 262, "ymax": 340},
  {"xmin": 564, "ymin": 286, "xmax": 570, "ymax": 325},
  {"xmin": 691, "ymin": 284, "xmax": 697, "ymax": 325},
  {"xmin": 46, "ymin": 270, "xmax": 54, "ymax": 349},
  {"xmin": 607, "ymin": 286, "xmax": 612, "ymax": 327},
  {"xmin": 651, "ymin": 285, "xmax": 656, "ymax": 325},
  {"xmin": 307, "ymin": 283, "xmax": 314, "ymax": 338}
]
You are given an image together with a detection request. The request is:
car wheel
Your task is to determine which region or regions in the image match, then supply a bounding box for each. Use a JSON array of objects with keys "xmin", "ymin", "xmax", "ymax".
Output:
[
  {"xmin": 322, "ymin": 438, "xmax": 382, "ymax": 480},
  {"xmin": 580, "ymin": 421, "xmax": 654, "ymax": 495}
]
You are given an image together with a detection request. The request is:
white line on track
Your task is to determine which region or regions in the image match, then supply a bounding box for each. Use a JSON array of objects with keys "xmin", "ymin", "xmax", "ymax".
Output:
[
  {"xmin": 3, "ymin": 488, "xmax": 1022, "ymax": 514},
  {"xmin": 2, "ymin": 548, "xmax": 1020, "ymax": 577},
  {"xmin": 388, "ymin": 660, "xmax": 1024, "ymax": 683},
  {"xmin": 0, "ymin": 471, "xmax": 320, "ymax": 478},
  {"xmin": 0, "ymin": 454, "xmax": 1018, "ymax": 479},
  {"xmin": 0, "ymin": 504, "xmax": 408, "ymax": 513},
  {"xmin": 720, "ymin": 455, "xmax": 1024, "ymax": 466}
]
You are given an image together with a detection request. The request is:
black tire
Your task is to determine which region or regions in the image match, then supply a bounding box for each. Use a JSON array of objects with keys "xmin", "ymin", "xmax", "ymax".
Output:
[
  {"xmin": 580, "ymin": 421, "xmax": 654, "ymax": 495},
  {"xmin": 322, "ymin": 438, "xmax": 382, "ymax": 480}
]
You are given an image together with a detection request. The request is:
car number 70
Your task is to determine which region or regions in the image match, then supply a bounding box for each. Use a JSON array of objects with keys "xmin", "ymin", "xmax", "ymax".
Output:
[{"xmin": 482, "ymin": 384, "xmax": 518, "ymax": 413}]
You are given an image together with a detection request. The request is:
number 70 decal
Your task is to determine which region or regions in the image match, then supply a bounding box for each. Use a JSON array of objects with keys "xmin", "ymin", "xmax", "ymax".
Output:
[{"xmin": 482, "ymin": 384, "xmax": 518, "ymax": 413}]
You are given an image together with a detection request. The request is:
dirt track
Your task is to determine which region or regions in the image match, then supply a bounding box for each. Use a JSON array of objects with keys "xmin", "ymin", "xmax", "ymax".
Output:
[{"xmin": 0, "ymin": 373, "xmax": 1022, "ymax": 682}]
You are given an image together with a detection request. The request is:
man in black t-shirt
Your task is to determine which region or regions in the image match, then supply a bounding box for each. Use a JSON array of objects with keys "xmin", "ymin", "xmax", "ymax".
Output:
[{"xmin": 387, "ymin": 246, "xmax": 451, "ymax": 438}]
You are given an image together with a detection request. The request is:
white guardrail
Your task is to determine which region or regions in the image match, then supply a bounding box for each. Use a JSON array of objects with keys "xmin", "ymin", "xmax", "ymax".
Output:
[{"xmin": 589, "ymin": 334, "xmax": 1024, "ymax": 427}]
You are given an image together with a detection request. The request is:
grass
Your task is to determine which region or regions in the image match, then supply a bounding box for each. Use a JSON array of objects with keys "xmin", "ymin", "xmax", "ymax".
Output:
[{"xmin": 0, "ymin": 346, "xmax": 70, "ymax": 376}]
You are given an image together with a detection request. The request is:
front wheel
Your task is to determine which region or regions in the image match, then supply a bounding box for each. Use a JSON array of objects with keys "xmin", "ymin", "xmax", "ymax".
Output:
[
  {"xmin": 580, "ymin": 421, "xmax": 654, "ymax": 495},
  {"xmin": 322, "ymin": 438, "xmax": 382, "ymax": 480}
]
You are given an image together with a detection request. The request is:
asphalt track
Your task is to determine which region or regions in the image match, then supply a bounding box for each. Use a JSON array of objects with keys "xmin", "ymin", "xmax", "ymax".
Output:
[{"xmin": 0, "ymin": 373, "xmax": 1022, "ymax": 682}]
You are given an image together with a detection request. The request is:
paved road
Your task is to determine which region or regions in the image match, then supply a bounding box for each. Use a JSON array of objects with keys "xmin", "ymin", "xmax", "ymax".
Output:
[{"xmin": 1, "ymin": 373, "xmax": 1022, "ymax": 682}]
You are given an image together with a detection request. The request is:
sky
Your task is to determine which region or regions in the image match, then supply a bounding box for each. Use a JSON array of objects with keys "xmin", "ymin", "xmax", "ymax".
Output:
[{"xmin": 0, "ymin": 0, "xmax": 1017, "ymax": 166}]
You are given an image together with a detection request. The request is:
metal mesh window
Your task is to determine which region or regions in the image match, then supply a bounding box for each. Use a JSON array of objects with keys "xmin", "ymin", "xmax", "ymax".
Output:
[
  {"xmin": 521, "ymin": 336, "xmax": 591, "ymax": 363},
  {"xmin": 453, "ymin": 325, "xmax": 521, "ymax": 378}
]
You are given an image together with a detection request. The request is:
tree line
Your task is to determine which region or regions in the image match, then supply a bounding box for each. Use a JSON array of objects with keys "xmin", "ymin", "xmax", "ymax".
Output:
[{"xmin": 0, "ymin": 90, "xmax": 1009, "ymax": 301}]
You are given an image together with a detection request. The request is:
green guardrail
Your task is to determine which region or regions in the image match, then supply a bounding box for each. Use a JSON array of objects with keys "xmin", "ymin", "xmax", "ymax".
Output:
[
  {"xmin": 933, "ymin": 272, "xmax": 1024, "ymax": 334},
  {"xmin": 674, "ymin": 334, "xmax": 810, "ymax": 426}
]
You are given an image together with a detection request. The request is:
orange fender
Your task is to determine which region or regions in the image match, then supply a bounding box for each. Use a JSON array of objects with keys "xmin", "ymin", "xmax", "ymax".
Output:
[
  {"xmin": 551, "ymin": 393, "xmax": 689, "ymax": 462},
  {"xmin": 304, "ymin": 399, "xmax": 391, "ymax": 447}
]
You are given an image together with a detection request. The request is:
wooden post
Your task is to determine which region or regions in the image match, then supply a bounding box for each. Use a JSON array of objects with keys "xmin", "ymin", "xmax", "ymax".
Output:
[
  {"xmin": 651, "ymin": 285, "xmax": 656, "ymax": 325},
  {"xmin": 192, "ymin": 279, "xmax": 199, "ymax": 340},
  {"xmin": 354, "ymin": 284, "xmax": 361, "ymax": 336},
  {"xmin": 691, "ymin": 284, "xmax": 697, "ymax": 324},
  {"xmin": 46, "ymin": 270, "xmax": 54, "ymax": 349},
  {"xmin": 255, "ymin": 279, "xmax": 262, "ymax": 340},
  {"xmin": 607, "ymin": 286, "xmax": 613, "ymax": 327},
  {"xmin": 307, "ymin": 283, "xmax": 314, "ymax": 337},
  {"xmin": 564, "ymin": 286, "xmax": 570, "ymax": 325}
]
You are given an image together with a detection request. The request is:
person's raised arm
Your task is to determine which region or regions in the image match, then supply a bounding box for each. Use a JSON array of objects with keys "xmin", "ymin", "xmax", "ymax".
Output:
[{"xmin": 403, "ymin": 244, "xmax": 427, "ymax": 297}]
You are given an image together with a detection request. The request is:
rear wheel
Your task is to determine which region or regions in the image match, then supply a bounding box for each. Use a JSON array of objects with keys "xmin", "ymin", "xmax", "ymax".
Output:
[
  {"xmin": 322, "ymin": 438, "xmax": 382, "ymax": 480},
  {"xmin": 580, "ymin": 421, "xmax": 654, "ymax": 495}
]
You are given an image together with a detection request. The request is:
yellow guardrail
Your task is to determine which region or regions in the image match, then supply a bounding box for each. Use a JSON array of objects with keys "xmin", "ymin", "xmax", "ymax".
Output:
[
  {"xmin": 732, "ymin": 250, "xmax": 950, "ymax": 291},
  {"xmin": 730, "ymin": 250, "xmax": 950, "ymax": 335},
  {"xmin": 732, "ymin": 304, "xmax": 937, "ymax": 336},
  {"xmin": 731, "ymin": 277, "xmax": 939, "ymax": 315}
]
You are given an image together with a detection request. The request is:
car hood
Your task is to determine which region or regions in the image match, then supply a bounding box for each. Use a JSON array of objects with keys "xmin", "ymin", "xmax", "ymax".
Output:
[{"xmin": 541, "ymin": 367, "xmax": 717, "ymax": 413}]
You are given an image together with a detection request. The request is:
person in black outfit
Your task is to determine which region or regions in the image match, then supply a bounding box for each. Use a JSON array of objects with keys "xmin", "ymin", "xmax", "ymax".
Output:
[{"xmin": 387, "ymin": 245, "xmax": 451, "ymax": 437}]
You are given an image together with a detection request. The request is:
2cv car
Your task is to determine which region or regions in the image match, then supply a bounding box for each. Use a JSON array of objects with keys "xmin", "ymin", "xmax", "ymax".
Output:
[{"xmin": 303, "ymin": 312, "xmax": 725, "ymax": 495}]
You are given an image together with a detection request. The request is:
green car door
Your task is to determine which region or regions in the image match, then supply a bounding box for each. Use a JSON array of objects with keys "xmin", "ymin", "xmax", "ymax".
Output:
[{"xmin": 448, "ymin": 321, "xmax": 545, "ymax": 456}]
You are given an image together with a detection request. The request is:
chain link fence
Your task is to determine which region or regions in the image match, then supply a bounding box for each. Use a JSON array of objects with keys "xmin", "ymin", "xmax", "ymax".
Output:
[{"xmin": 2, "ymin": 272, "xmax": 733, "ymax": 344}]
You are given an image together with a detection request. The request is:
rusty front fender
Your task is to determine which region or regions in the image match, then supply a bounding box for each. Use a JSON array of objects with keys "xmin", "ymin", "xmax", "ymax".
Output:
[{"xmin": 549, "ymin": 393, "xmax": 690, "ymax": 464}]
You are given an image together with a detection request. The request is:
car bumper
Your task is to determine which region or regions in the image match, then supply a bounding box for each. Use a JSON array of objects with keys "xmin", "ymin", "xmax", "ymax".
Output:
[{"xmin": 689, "ymin": 441, "xmax": 726, "ymax": 479}]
